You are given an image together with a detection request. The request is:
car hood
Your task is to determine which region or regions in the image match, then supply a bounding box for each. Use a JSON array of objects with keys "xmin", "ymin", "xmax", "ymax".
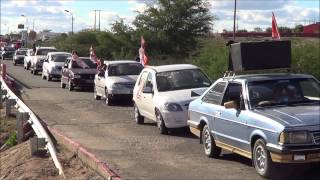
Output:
[
  {"xmin": 71, "ymin": 68, "xmax": 97, "ymax": 74},
  {"xmin": 52, "ymin": 62, "xmax": 65, "ymax": 67},
  {"xmin": 254, "ymin": 105, "xmax": 320, "ymax": 127},
  {"xmin": 159, "ymin": 88, "xmax": 207, "ymax": 105},
  {"xmin": 107, "ymin": 75, "xmax": 139, "ymax": 84}
]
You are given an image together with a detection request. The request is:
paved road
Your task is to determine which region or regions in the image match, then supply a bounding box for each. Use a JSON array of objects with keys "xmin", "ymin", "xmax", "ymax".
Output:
[{"xmin": 3, "ymin": 60, "xmax": 320, "ymax": 180}]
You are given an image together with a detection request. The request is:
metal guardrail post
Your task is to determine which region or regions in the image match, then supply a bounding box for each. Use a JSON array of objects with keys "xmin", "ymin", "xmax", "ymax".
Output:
[
  {"xmin": 17, "ymin": 112, "xmax": 30, "ymax": 143},
  {"xmin": 30, "ymin": 137, "xmax": 47, "ymax": 156},
  {"xmin": 4, "ymin": 98, "xmax": 15, "ymax": 117}
]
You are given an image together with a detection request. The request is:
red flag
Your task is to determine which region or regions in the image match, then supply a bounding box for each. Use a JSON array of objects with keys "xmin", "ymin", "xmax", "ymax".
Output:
[
  {"xmin": 272, "ymin": 12, "xmax": 281, "ymax": 40},
  {"xmin": 71, "ymin": 51, "xmax": 89, "ymax": 69},
  {"xmin": 139, "ymin": 36, "xmax": 148, "ymax": 66}
]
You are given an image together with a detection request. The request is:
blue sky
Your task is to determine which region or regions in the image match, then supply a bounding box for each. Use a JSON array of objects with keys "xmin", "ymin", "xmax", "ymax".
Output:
[{"xmin": 1, "ymin": 0, "xmax": 319, "ymax": 34}]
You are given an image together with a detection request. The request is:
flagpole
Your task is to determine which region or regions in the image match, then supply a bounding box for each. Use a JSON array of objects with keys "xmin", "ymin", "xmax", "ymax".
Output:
[{"xmin": 233, "ymin": 0, "xmax": 237, "ymax": 41}]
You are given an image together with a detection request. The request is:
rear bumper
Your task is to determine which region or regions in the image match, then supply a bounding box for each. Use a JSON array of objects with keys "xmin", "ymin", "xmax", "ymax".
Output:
[
  {"xmin": 71, "ymin": 79, "xmax": 94, "ymax": 87},
  {"xmin": 14, "ymin": 58, "xmax": 24, "ymax": 63},
  {"xmin": 267, "ymin": 143, "xmax": 320, "ymax": 163}
]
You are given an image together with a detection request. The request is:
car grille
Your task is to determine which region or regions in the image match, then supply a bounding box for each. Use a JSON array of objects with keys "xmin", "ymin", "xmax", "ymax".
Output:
[
  {"xmin": 119, "ymin": 83, "xmax": 135, "ymax": 89},
  {"xmin": 313, "ymin": 131, "xmax": 320, "ymax": 144},
  {"xmin": 81, "ymin": 74, "xmax": 95, "ymax": 79},
  {"xmin": 57, "ymin": 67, "xmax": 62, "ymax": 70},
  {"xmin": 18, "ymin": 57, "xmax": 24, "ymax": 60}
]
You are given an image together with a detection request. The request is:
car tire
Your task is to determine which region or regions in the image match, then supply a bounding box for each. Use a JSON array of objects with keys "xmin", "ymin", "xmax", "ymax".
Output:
[
  {"xmin": 41, "ymin": 73, "xmax": 46, "ymax": 79},
  {"xmin": 94, "ymin": 86, "xmax": 101, "ymax": 100},
  {"xmin": 253, "ymin": 139, "xmax": 274, "ymax": 178},
  {"xmin": 13, "ymin": 61, "xmax": 16, "ymax": 66},
  {"xmin": 26, "ymin": 64, "xmax": 30, "ymax": 70},
  {"xmin": 33, "ymin": 70, "xmax": 38, "ymax": 75},
  {"xmin": 68, "ymin": 80, "xmax": 74, "ymax": 91},
  {"xmin": 134, "ymin": 103, "xmax": 144, "ymax": 124},
  {"xmin": 47, "ymin": 74, "xmax": 51, "ymax": 81},
  {"xmin": 202, "ymin": 124, "xmax": 221, "ymax": 158},
  {"xmin": 61, "ymin": 81, "xmax": 66, "ymax": 89},
  {"xmin": 105, "ymin": 88, "xmax": 113, "ymax": 105},
  {"xmin": 156, "ymin": 110, "xmax": 168, "ymax": 135}
]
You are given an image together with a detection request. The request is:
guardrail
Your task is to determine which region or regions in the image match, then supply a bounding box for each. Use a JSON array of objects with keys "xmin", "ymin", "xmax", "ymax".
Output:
[{"xmin": 0, "ymin": 75, "xmax": 65, "ymax": 177}]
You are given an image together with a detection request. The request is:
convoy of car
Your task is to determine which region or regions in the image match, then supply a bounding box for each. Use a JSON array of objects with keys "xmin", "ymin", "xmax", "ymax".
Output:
[
  {"xmin": 2, "ymin": 41, "xmax": 319, "ymax": 178},
  {"xmin": 1, "ymin": 46, "xmax": 15, "ymax": 60},
  {"xmin": 133, "ymin": 64, "xmax": 211, "ymax": 134},
  {"xmin": 42, "ymin": 52, "xmax": 71, "ymax": 81},
  {"xmin": 94, "ymin": 60, "xmax": 143, "ymax": 105},
  {"xmin": 30, "ymin": 47, "xmax": 57, "ymax": 75},
  {"xmin": 13, "ymin": 48, "xmax": 27, "ymax": 65},
  {"xmin": 61, "ymin": 57, "xmax": 97, "ymax": 91}
]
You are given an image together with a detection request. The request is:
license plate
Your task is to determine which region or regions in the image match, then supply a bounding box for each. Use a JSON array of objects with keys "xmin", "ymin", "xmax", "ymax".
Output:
[{"xmin": 293, "ymin": 154, "xmax": 305, "ymax": 161}]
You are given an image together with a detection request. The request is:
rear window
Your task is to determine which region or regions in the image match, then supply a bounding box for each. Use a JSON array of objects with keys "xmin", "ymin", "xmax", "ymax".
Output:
[
  {"xmin": 52, "ymin": 54, "xmax": 71, "ymax": 62},
  {"xmin": 108, "ymin": 63, "xmax": 143, "ymax": 76},
  {"xmin": 4, "ymin": 47, "xmax": 15, "ymax": 51},
  {"xmin": 16, "ymin": 50, "xmax": 27, "ymax": 55},
  {"xmin": 36, "ymin": 49, "xmax": 57, "ymax": 56}
]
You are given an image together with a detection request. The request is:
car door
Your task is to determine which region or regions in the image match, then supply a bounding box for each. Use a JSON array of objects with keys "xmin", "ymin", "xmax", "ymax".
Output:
[
  {"xmin": 95, "ymin": 70, "xmax": 105, "ymax": 96},
  {"xmin": 141, "ymin": 72, "xmax": 156, "ymax": 120},
  {"xmin": 213, "ymin": 82, "xmax": 250, "ymax": 154},
  {"xmin": 135, "ymin": 71, "xmax": 150, "ymax": 116}
]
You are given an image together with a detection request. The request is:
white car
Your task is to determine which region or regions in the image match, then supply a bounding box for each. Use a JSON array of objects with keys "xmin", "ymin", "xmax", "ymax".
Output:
[
  {"xmin": 30, "ymin": 46, "xmax": 57, "ymax": 75},
  {"xmin": 94, "ymin": 60, "xmax": 143, "ymax": 105},
  {"xmin": 133, "ymin": 64, "xmax": 212, "ymax": 134},
  {"xmin": 24, "ymin": 49, "xmax": 34, "ymax": 70},
  {"xmin": 42, "ymin": 52, "xmax": 71, "ymax": 81}
]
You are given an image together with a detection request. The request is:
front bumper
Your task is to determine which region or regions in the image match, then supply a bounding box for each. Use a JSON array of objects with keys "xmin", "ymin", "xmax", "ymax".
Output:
[
  {"xmin": 71, "ymin": 78, "xmax": 94, "ymax": 88},
  {"xmin": 109, "ymin": 88, "xmax": 133, "ymax": 95},
  {"xmin": 14, "ymin": 57, "xmax": 24, "ymax": 63},
  {"xmin": 161, "ymin": 110, "xmax": 188, "ymax": 128},
  {"xmin": 267, "ymin": 143, "xmax": 320, "ymax": 163}
]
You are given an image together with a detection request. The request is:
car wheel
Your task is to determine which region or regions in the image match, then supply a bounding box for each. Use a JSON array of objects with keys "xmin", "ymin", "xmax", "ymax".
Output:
[
  {"xmin": 156, "ymin": 110, "xmax": 168, "ymax": 134},
  {"xmin": 94, "ymin": 86, "xmax": 101, "ymax": 100},
  {"xmin": 61, "ymin": 81, "xmax": 66, "ymax": 89},
  {"xmin": 13, "ymin": 61, "xmax": 16, "ymax": 66},
  {"xmin": 47, "ymin": 74, "xmax": 51, "ymax": 81},
  {"xmin": 134, "ymin": 103, "xmax": 144, "ymax": 124},
  {"xmin": 105, "ymin": 88, "xmax": 113, "ymax": 105},
  {"xmin": 202, "ymin": 124, "xmax": 221, "ymax": 158},
  {"xmin": 253, "ymin": 139, "xmax": 274, "ymax": 178},
  {"xmin": 41, "ymin": 73, "xmax": 46, "ymax": 79},
  {"xmin": 68, "ymin": 80, "xmax": 74, "ymax": 91},
  {"xmin": 33, "ymin": 70, "xmax": 38, "ymax": 75},
  {"xmin": 26, "ymin": 64, "xmax": 30, "ymax": 70}
]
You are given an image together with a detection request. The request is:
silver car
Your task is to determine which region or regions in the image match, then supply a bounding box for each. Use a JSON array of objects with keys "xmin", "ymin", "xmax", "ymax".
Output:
[{"xmin": 188, "ymin": 73, "xmax": 320, "ymax": 177}]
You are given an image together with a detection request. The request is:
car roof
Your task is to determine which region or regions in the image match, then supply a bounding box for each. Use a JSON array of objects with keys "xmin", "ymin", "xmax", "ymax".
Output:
[
  {"xmin": 104, "ymin": 60, "xmax": 140, "ymax": 65},
  {"xmin": 36, "ymin": 47, "xmax": 56, "ymax": 49},
  {"xmin": 224, "ymin": 73, "xmax": 316, "ymax": 82},
  {"xmin": 145, "ymin": 64, "xmax": 199, "ymax": 73},
  {"xmin": 47, "ymin": 52, "xmax": 71, "ymax": 55}
]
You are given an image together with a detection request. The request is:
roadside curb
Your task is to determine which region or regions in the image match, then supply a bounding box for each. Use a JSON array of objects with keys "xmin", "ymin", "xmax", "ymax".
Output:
[{"xmin": 48, "ymin": 127, "xmax": 121, "ymax": 180}]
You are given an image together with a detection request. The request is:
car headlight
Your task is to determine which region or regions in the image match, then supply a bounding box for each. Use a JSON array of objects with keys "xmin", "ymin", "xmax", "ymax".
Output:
[
  {"xmin": 164, "ymin": 103, "xmax": 183, "ymax": 112},
  {"xmin": 279, "ymin": 131, "xmax": 313, "ymax": 144},
  {"xmin": 73, "ymin": 74, "xmax": 81, "ymax": 79}
]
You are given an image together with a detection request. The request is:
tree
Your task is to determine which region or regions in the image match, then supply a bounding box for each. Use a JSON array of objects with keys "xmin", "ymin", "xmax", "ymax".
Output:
[
  {"xmin": 293, "ymin": 24, "xmax": 304, "ymax": 33},
  {"xmin": 133, "ymin": 0, "xmax": 215, "ymax": 56},
  {"xmin": 278, "ymin": 26, "xmax": 292, "ymax": 33},
  {"xmin": 253, "ymin": 27, "xmax": 263, "ymax": 32},
  {"xmin": 265, "ymin": 27, "xmax": 272, "ymax": 33}
]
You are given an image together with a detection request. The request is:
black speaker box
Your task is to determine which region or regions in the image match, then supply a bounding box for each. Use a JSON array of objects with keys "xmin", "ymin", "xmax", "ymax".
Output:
[{"xmin": 230, "ymin": 40, "xmax": 291, "ymax": 71}]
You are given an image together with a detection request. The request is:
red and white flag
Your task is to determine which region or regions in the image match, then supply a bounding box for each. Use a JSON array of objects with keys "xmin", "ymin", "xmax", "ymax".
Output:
[
  {"xmin": 72, "ymin": 51, "xmax": 89, "ymax": 69},
  {"xmin": 272, "ymin": 12, "xmax": 281, "ymax": 40},
  {"xmin": 90, "ymin": 45, "xmax": 100, "ymax": 67},
  {"xmin": 139, "ymin": 36, "xmax": 148, "ymax": 66}
]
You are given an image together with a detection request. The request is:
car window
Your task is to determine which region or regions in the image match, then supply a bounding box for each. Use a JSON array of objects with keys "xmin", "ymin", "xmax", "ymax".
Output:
[
  {"xmin": 52, "ymin": 54, "xmax": 71, "ymax": 62},
  {"xmin": 137, "ymin": 71, "xmax": 149, "ymax": 86},
  {"xmin": 248, "ymin": 78, "xmax": 320, "ymax": 108},
  {"xmin": 202, "ymin": 82, "xmax": 227, "ymax": 105},
  {"xmin": 156, "ymin": 69, "xmax": 211, "ymax": 92},
  {"xmin": 108, "ymin": 63, "xmax": 143, "ymax": 76},
  {"xmin": 36, "ymin": 49, "xmax": 57, "ymax": 56},
  {"xmin": 16, "ymin": 50, "xmax": 27, "ymax": 55},
  {"xmin": 144, "ymin": 73, "xmax": 153, "ymax": 89},
  {"xmin": 222, "ymin": 83, "xmax": 245, "ymax": 109}
]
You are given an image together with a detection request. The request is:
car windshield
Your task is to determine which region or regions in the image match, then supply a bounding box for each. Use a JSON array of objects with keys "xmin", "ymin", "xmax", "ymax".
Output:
[
  {"xmin": 52, "ymin": 54, "xmax": 71, "ymax": 62},
  {"xmin": 248, "ymin": 78, "xmax": 320, "ymax": 108},
  {"xmin": 108, "ymin": 63, "xmax": 143, "ymax": 76},
  {"xmin": 4, "ymin": 47, "xmax": 15, "ymax": 51},
  {"xmin": 156, "ymin": 69, "xmax": 211, "ymax": 92},
  {"xmin": 71, "ymin": 58, "xmax": 97, "ymax": 69},
  {"xmin": 16, "ymin": 50, "xmax": 27, "ymax": 55},
  {"xmin": 36, "ymin": 49, "xmax": 57, "ymax": 56}
]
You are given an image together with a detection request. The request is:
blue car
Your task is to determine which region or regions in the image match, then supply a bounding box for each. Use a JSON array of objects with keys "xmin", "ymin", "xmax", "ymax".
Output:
[{"xmin": 188, "ymin": 73, "xmax": 320, "ymax": 177}]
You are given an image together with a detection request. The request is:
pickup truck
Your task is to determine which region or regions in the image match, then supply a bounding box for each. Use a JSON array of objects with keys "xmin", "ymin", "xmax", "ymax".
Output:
[
  {"xmin": 61, "ymin": 57, "xmax": 97, "ymax": 91},
  {"xmin": 30, "ymin": 47, "xmax": 57, "ymax": 75}
]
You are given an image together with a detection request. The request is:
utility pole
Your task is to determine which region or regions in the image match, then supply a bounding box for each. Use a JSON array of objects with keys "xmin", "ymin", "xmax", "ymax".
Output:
[
  {"xmin": 94, "ymin": 10, "xmax": 96, "ymax": 31},
  {"xmin": 233, "ymin": 0, "xmax": 237, "ymax": 41},
  {"xmin": 98, "ymin": 10, "xmax": 101, "ymax": 32},
  {"xmin": 92, "ymin": 10, "xmax": 103, "ymax": 31}
]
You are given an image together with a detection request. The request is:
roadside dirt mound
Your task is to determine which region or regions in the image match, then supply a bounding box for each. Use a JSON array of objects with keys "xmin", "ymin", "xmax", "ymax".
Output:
[{"xmin": 0, "ymin": 140, "xmax": 103, "ymax": 180}]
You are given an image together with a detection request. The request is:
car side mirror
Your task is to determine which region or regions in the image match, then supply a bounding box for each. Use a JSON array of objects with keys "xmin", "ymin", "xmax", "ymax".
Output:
[
  {"xmin": 44, "ymin": 59, "xmax": 48, "ymax": 62},
  {"xmin": 224, "ymin": 100, "xmax": 238, "ymax": 109},
  {"xmin": 143, "ymin": 86, "xmax": 153, "ymax": 94}
]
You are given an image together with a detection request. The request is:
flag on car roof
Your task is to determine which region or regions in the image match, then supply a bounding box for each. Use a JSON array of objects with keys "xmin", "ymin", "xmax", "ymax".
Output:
[
  {"xmin": 139, "ymin": 36, "xmax": 148, "ymax": 66},
  {"xmin": 90, "ymin": 45, "xmax": 101, "ymax": 67},
  {"xmin": 272, "ymin": 12, "xmax": 281, "ymax": 40},
  {"xmin": 71, "ymin": 50, "xmax": 89, "ymax": 69}
]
